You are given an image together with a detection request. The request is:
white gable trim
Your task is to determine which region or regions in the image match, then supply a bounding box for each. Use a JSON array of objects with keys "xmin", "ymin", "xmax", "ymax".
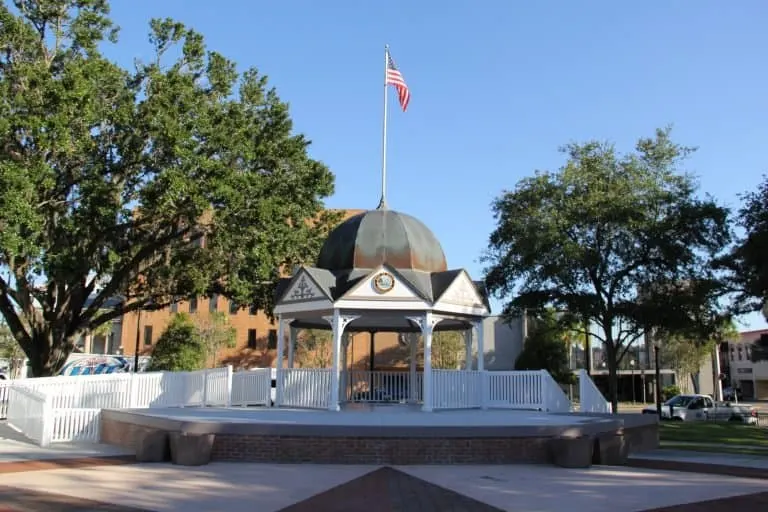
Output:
[
  {"xmin": 276, "ymin": 268, "xmax": 330, "ymax": 305},
  {"xmin": 434, "ymin": 270, "xmax": 487, "ymax": 311},
  {"xmin": 432, "ymin": 303, "xmax": 489, "ymax": 316},
  {"xmin": 338, "ymin": 265, "xmax": 425, "ymax": 303},
  {"xmin": 274, "ymin": 299, "xmax": 334, "ymax": 315},
  {"xmin": 333, "ymin": 299, "xmax": 431, "ymax": 311}
]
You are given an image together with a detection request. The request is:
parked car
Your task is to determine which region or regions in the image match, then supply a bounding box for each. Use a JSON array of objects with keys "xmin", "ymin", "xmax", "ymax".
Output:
[{"xmin": 642, "ymin": 394, "xmax": 758, "ymax": 424}]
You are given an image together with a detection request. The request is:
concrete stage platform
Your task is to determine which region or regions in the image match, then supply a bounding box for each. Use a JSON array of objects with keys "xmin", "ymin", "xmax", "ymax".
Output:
[{"xmin": 100, "ymin": 406, "xmax": 659, "ymax": 466}]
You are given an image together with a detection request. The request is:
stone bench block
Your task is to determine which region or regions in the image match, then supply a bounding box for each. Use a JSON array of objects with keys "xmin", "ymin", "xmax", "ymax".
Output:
[
  {"xmin": 134, "ymin": 428, "xmax": 170, "ymax": 463},
  {"xmin": 549, "ymin": 436, "xmax": 594, "ymax": 468},
  {"xmin": 169, "ymin": 432, "xmax": 215, "ymax": 466},
  {"xmin": 593, "ymin": 433, "xmax": 629, "ymax": 465}
]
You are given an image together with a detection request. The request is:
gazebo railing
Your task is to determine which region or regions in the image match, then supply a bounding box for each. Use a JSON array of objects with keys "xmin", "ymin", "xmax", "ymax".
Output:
[{"xmin": 345, "ymin": 370, "xmax": 422, "ymax": 403}]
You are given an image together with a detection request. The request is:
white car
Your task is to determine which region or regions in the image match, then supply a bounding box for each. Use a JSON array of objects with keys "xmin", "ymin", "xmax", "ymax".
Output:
[{"xmin": 643, "ymin": 394, "xmax": 758, "ymax": 424}]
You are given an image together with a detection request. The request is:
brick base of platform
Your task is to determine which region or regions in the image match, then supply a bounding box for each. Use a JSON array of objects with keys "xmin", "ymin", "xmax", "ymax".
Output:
[{"xmin": 99, "ymin": 411, "xmax": 658, "ymax": 465}]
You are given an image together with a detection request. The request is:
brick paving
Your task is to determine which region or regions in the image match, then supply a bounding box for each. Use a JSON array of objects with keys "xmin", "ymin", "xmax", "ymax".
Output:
[
  {"xmin": 0, "ymin": 456, "xmax": 135, "ymax": 475},
  {"xmin": 278, "ymin": 466, "xmax": 504, "ymax": 512},
  {"xmin": 0, "ymin": 485, "xmax": 149, "ymax": 512}
]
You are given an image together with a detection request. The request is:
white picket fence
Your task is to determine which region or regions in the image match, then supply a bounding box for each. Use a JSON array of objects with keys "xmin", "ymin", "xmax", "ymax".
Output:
[
  {"xmin": 3, "ymin": 366, "xmax": 609, "ymax": 447},
  {"xmin": 281, "ymin": 368, "xmax": 332, "ymax": 409},
  {"xmin": 7, "ymin": 385, "xmax": 52, "ymax": 445},
  {"xmin": 278, "ymin": 368, "xmax": 585, "ymax": 412},
  {"xmin": 578, "ymin": 369, "xmax": 613, "ymax": 413},
  {"xmin": 231, "ymin": 369, "xmax": 272, "ymax": 407},
  {"xmin": 4, "ymin": 366, "xmax": 272, "ymax": 446},
  {"xmin": 346, "ymin": 370, "xmax": 423, "ymax": 403},
  {"xmin": 0, "ymin": 381, "xmax": 10, "ymax": 420}
]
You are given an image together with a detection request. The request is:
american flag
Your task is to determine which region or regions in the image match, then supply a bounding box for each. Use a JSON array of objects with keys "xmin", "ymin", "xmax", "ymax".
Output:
[{"xmin": 386, "ymin": 49, "xmax": 410, "ymax": 112}]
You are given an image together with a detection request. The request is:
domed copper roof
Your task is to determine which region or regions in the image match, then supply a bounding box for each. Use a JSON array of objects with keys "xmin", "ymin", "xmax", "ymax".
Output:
[{"xmin": 316, "ymin": 209, "xmax": 447, "ymax": 272}]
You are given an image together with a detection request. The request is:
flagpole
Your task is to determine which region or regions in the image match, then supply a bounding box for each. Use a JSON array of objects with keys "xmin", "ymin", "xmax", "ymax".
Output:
[{"xmin": 379, "ymin": 44, "xmax": 389, "ymax": 209}]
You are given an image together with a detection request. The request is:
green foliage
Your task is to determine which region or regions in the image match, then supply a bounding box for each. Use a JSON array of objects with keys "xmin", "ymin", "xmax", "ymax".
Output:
[
  {"xmin": 146, "ymin": 313, "xmax": 205, "ymax": 372},
  {"xmin": 725, "ymin": 175, "xmax": 768, "ymax": 314},
  {"xmin": 660, "ymin": 320, "xmax": 738, "ymax": 390},
  {"xmin": 295, "ymin": 329, "xmax": 332, "ymax": 368},
  {"xmin": 483, "ymin": 128, "xmax": 732, "ymax": 411},
  {"xmin": 0, "ymin": 2, "xmax": 335, "ymax": 376},
  {"xmin": 1, "ymin": 319, "xmax": 25, "ymax": 377},
  {"xmin": 194, "ymin": 311, "xmax": 236, "ymax": 368},
  {"xmin": 514, "ymin": 310, "xmax": 575, "ymax": 385},
  {"xmin": 662, "ymin": 385, "xmax": 681, "ymax": 401},
  {"xmin": 432, "ymin": 331, "xmax": 465, "ymax": 370}
]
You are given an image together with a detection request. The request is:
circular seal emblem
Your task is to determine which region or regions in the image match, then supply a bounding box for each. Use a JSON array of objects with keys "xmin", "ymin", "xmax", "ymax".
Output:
[{"xmin": 372, "ymin": 271, "xmax": 395, "ymax": 293}]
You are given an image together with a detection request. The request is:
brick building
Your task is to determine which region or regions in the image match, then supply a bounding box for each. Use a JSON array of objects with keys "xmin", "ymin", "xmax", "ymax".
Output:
[{"xmin": 113, "ymin": 208, "xmax": 410, "ymax": 370}]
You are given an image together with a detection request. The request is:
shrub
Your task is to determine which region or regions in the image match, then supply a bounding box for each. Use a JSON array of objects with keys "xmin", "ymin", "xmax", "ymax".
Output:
[
  {"xmin": 662, "ymin": 385, "xmax": 681, "ymax": 401},
  {"xmin": 147, "ymin": 313, "xmax": 206, "ymax": 372}
]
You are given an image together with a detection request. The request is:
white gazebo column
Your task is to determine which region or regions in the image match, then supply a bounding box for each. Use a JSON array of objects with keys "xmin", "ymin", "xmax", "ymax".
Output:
[
  {"xmin": 476, "ymin": 320, "xmax": 485, "ymax": 371},
  {"xmin": 409, "ymin": 312, "xmax": 443, "ymax": 412},
  {"xmin": 323, "ymin": 311, "xmax": 359, "ymax": 412},
  {"xmin": 275, "ymin": 315, "xmax": 286, "ymax": 407},
  {"xmin": 463, "ymin": 327, "xmax": 473, "ymax": 370},
  {"xmin": 341, "ymin": 332, "xmax": 350, "ymax": 402},
  {"xmin": 288, "ymin": 326, "xmax": 298, "ymax": 368},
  {"xmin": 409, "ymin": 332, "xmax": 418, "ymax": 404}
]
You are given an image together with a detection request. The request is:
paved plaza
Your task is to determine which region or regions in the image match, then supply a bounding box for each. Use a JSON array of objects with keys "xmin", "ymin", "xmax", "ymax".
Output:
[{"xmin": 1, "ymin": 457, "xmax": 767, "ymax": 511}]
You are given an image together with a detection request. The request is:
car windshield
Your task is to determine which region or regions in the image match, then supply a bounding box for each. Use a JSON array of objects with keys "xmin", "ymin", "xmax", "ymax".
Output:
[{"xmin": 665, "ymin": 395, "xmax": 696, "ymax": 407}]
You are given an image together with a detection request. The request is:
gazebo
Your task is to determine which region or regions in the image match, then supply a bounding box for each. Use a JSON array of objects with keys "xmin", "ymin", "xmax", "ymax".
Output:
[{"xmin": 273, "ymin": 204, "xmax": 490, "ymax": 412}]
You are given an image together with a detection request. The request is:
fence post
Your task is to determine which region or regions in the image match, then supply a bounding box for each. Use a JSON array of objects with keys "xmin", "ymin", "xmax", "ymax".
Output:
[
  {"xmin": 264, "ymin": 369, "xmax": 272, "ymax": 407},
  {"xmin": 179, "ymin": 371, "xmax": 188, "ymax": 408},
  {"xmin": 225, "ymin": 365, "xmax": 233, "ymax": 408},
  {"xmin": 480, "ymin": 371, "xmax": 488, "ymax": 410},
  {"xmin": 40, "ymin": 394, "xmax": 53, "ymax": 447},
  {"xmin": 540, "ymin": 370, "xmax": 549, "ymax": 412},
  {"xmin": 128, "ymin": 373, "xmax": 137, "ymax": 408},
  {"xmin": 201, "ymin": 369, "xmax": 208, "ymax": 407}
]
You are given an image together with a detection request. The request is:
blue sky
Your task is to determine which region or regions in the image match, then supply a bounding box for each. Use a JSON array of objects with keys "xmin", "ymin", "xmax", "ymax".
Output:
[{"xmin": 105, "ymin": 1, "xmax": 768, "ymax": 331}]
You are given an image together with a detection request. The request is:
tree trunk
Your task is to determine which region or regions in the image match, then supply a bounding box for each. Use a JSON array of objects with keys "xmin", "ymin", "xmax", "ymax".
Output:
[
  {"xmin": 691, "ymin": 372, "xmax": 700, "ymax": 394},
  {"xmin": 605, "ymin": 344, "xmax": 619, "ymax": 414},
  {"xmin": 26, "ymin": 330, "xmax": 73, "ymax": 377}
]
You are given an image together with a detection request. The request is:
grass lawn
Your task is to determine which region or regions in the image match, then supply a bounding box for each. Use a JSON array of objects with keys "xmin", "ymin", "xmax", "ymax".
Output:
[{"xmin": 659, "ymin": 421, "xmax": 768, "ymax": 448}]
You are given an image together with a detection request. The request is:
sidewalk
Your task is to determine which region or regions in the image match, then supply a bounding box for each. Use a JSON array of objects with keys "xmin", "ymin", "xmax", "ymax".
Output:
[
  {"xmin": 629, "ymin": 449, "xmax": 768, "ymax": 479},
  {"xmin": 0, "ymin": 421, "xmax": 131, "ymax": 466}
]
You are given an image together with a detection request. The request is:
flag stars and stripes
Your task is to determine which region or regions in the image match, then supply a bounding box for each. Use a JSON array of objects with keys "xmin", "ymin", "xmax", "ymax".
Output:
[{"xmin": 386, "ymin": 50, "xmax": 410, "ymax": 112}]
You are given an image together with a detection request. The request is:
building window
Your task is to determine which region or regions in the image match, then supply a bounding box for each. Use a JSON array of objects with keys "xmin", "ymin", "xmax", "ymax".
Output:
[
  {"xmin": 249, "ymin": 304, "xmax": 257, "ymax": 316},
  {"xmin": 738, "ymin": 347, "xmax": 743, "ymax": 361},
  {"xmin": 229, "ymin": 300, "xmax": 239, "ymax": 315},
  {"xmin": 143, "ymin": 325, "xmax": 153, "ymax": 346},
  {"xmin": 189, "ymin": 298, "xmax": 198, "ymax": 313},
  {"xmin": 247, "ymin": 329, "xmax": 257, "ymax": 349},
  {"xmin": 209, "ymin": 294, "xmax": 218, "ymax": 312},
  {"xmin": 268, "ymin": 329, "xmax": 277, "ymax": 350},
  {"xmin": 170, "ymin": 300, "xmax": 178, "ymax": 313}
]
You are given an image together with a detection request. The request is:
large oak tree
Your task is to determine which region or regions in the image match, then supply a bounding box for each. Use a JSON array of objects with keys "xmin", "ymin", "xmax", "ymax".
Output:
[
  {"xmin": 0, "ymin": 1, "xmax": 336, "ymax": 376},
  {"xmin": 725, "ymin": 175, "xmax": 768, "ymax": 316},
  {"xmin": 483, "ymin": 128, "xmax": 732, "ymax": 411}
]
